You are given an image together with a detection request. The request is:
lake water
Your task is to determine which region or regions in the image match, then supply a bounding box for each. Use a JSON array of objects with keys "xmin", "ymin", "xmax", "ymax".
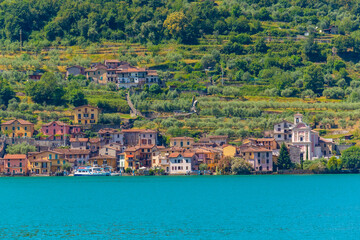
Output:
[{"xmin": 0, "ymin": 175, "xmax": 359, "ymax": 239}]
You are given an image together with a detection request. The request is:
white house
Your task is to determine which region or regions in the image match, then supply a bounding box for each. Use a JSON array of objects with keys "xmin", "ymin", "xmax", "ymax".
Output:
[{"xmin": 168, "ymin": 152, "xmax": 197, "ymax": 174}]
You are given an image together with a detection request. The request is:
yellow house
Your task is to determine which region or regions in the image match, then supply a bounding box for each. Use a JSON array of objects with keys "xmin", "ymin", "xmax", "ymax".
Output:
[
  {"xmin": 1, "ymin": 119, "xmax": 34, "ymax": 138},
  {"xmin": 222, "ymin": 145, "xmax": 237, "ymax": 157},
  {"xmin": 28, "ymin": 151, "xmax": 67, "ymax": 174},
  {"xmin": 73, "ymin": 105, "xmax": 100, "ymax": 125},
  {"xmin": 170, "ymin": 137, "xmax": 194, "ymax": 149}
]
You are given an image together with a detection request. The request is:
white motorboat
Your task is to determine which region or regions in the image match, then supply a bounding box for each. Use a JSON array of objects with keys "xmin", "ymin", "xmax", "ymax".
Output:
[{"xmin": 74, "ymin": 167, "xmax": 111, "ymax": 176}]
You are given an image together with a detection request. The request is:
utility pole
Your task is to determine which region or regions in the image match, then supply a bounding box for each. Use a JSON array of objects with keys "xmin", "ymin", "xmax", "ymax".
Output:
[{"xmin": 19, "ymin": 29, "xmax": 22, "ymax": 52}]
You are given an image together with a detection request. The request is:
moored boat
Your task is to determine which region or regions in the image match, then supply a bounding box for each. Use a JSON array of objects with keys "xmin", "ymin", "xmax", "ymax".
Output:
[{"xmin": 74, "ymin": 166, "xmax": 111, "ymax": 176}]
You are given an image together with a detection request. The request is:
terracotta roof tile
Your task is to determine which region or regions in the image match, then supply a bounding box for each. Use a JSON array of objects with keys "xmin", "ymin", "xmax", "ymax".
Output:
[
  {"xmin": 2, "ymin": 154, "xmax": 27, "ymax": 159},
  {"xmin": 2, "ymin": 119, "xmax": 33, "ymax": 125}
]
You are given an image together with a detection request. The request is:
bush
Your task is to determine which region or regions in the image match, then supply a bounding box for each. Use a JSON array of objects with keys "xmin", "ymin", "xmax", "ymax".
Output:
[{"xmin": 323, "ymin": 87, "xmax": 345, "ymax": 99}]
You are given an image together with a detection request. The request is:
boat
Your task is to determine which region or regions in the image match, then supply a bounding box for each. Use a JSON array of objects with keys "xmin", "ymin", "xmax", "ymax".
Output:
[{"xmin": 74, "ymin": 166, "xmax": 111, "ymax": 176}]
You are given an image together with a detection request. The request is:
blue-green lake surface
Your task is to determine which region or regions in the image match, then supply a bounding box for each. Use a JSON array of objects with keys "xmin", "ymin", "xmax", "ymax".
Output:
[{"xmin": 0, "ymin": 175, "xmax": 359, "ymax": 239}]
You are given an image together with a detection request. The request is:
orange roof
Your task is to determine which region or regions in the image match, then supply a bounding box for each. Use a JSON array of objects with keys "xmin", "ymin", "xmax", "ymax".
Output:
[
  {"xmin": 98, "ymin": 128, "xmax": 121, "ymax": 134},
  {"xmin": 183, "ymin": 152, "xmax": 195, "ymax": 158},
  {"xmin": 169, "ymin": 152, "xmax": 180, "ymax": 158},
  {"xmin": 240, "ymin": 146, "xmax": 272, "ymax": 153},
  {"xmin": 139, "ymin": 145, "xmax": 156, "ymax": 149},
  {"xmin": 2, "ymin": 119, "xmax": 33, "ymax": 125},
  {"xmin": 127, "ymin": 155, "xmax": 134, "ymax": 158},
  {"xmin": 89, "ymin": 138, "xmax": 101, "ymax": 143},
  {"xmin": 2, "ymin": 154, "xmax": 26, "ymax": 160},
  {"xmin": 70, "ymin": 138, "xmax": 88, "ymax": 142}
]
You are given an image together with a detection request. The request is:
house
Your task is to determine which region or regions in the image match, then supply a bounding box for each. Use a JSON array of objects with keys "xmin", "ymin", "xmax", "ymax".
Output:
[
  {"xmin": 70, "ymin": 138, "xmax": 89, "ymax": 150},
  {"xmin": 53, "ymin": 149, "xmax": 91, "ymax": 168},
  {"xmin": 238, "ymin": 146, "xmax": 273, "ymax": 172},
  {"xmin": 89, "ymin": 138, "xmax": 102, "ymax": 155},
  {"xmin": 1, "ymin": 154, "xmax": 28, "ymax": 175},
  {"xmin": 152, "ymin": 151, "xmax": 170, "ymax": 173},
  {"xmin": 73, "ymin": 105, "xmax": 100, "ymax": 125},
  {"xmin": 273, "ymin": 120, "xmax": 294, "ymax": 142},
  {"xmin": 122, "ymin": 129, "xmax": 157, "ymax": 146},
  {"xmin": 194, "ymin": 147, "xmax": 222, "ymax": 171},
  {"xmin": 168, "ymin": 152, "xmax": 197, "ymax": 174},
  {"xmin": 99, "ymin": 143, "xmax": 125, "ymax": 171},
  {"xmin": 85, "ymin": 64, "xmax": 108, "ymax": 84},
  {"xmin": 98, "ymin": 128, "xmax": 124, "ymax": 145},
  {"xmin": 29, "ymin": 150, "xmax": 62, "ymax": 175},
  {"xmin": 89, "ymin": 155, "xmax": 117, "ymax": 169},
  {"xmin": 246, "ymin": 138, "xmax": 278, "ymax": 150},
  {"xmin": 28, "ymin": 74, "xmax": 42, "ymax": 81},
  {"xmin": 1, "ymin": 119, "xmax": 34, "ymax": 138},
  {"xmin": 85, "ymin": 61, "xmax": 160, "ymax": 89},
  {"xmin": 28, "ymin": 152, "xmax": 51, "ymax": 175},
  {"xmin": 66, "ymin": 66, "xmax": 85, "ymax": 78},
  {"xmin": 41, "ymin": 121, "xmax": 81, "ymax": 140},
  {"xmin": 222, "ymin": 145, "xmax": 237, "ymax": 157},
  {"xmin": 124, "ymin": 146, "xmax": 142, "ymax": 169},
  {"xmin": 198, "ymin": 135, "xmax": 228, "ymax": 146},
  {"xmin": 170, "ymin": 137, "xmax": 194, "ymax": 149}
]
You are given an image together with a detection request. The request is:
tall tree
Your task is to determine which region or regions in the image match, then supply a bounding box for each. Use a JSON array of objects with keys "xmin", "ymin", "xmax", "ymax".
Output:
[
  {"xmin": 341, "ymin": 146, "xmax": 360, "ymax": 170},
  {"xmin": 277, "ymin": 143, "xmax": 292, "ymax": 170},
  {"xmin": 0, "ymin": 78, "xmax": 16, "ymax": 107}
]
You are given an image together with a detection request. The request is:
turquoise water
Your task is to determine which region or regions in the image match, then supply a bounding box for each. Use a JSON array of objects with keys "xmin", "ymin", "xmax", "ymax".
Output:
[{"xmin": 0, "ymin": 175, "xmax": 359, "ymax": 239}]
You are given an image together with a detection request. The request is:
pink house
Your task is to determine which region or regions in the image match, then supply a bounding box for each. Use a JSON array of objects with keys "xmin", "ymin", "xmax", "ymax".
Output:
[
  {"xmin": 41, "ymin": 121, "xmax": 81, "ymax": 140},
  {"xmin": 2, "ymin": 154, "xmax": 28, "ymax": 175}
]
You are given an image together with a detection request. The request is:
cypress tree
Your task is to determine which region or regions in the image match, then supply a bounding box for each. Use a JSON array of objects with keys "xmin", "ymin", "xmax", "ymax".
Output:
[{"xmin": 278, "ymin": 143, "xmax": 292, "ymax": 170}]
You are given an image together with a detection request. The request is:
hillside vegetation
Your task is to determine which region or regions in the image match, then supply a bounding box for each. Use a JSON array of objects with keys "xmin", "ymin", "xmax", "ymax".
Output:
[{"xmin": 0, "ymin": 0, "xmax": 360, "ymax": 142}]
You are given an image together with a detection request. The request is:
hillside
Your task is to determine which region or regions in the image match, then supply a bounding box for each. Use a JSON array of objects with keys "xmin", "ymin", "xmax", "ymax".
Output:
[{"xmin": 0, "ymin": 0, "xmax": 359, "ymax": 143}]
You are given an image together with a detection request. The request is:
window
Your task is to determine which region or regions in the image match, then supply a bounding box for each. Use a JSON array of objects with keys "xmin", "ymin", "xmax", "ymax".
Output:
[
  {"xmin": 174, "ymin": 141, "xmax": 176, "ymax": 146},
  {"xmin": 258, "ymin": 153, "xmax": 260, "ymax": 157},
  {"xmin": 257, "ymin": 160, "xmax": 260, "ymax": 164},
  {"xmin": 266, "ymin": 152, "xmax": 269, "ymax": 157},
  {"xmin": 278, "ymin": 135, "xmax": 281, "ymax": 138},
  {"xmin": 17, "ymin": 127, "xmax": 20, "ymax": 130},
  {"xmin": 187, "ymin": 142, "xmax": 190, "ymax": 145},
  {"xmin": 25, "ymin": 127, "xmax": 27, "ymax": 130},
  {"xmin": 266, "ymin": 159, "xmax": 269, "ymax": 164},
  {"xmin": 25, "ymin": 133, "xmax": 27, "ymax": 137},
  {"xmin": 57, "ymin": 160, "xmax": 60, "ymax": 164},
  {"xmin": 49, "ymin": 154, "xmax": 52, "ymax": 160}
]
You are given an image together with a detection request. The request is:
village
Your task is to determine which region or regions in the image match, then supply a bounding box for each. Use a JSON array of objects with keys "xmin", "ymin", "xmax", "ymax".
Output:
[{"xmin": 0, "ymin": 109, "xmax": 348, "ymax": 176}]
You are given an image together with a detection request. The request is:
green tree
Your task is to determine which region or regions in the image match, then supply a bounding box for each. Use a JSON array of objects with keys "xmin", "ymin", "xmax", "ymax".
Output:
[
  {"xmin": 341, "ymin": 146, "xmax": 360, "ymax": 170},
  {"xmin": 25, "ymin": 72, "xmax": 65, "ymax": 106},
  {"xmin": 199, "ymin": 163, "xmax": 208, "ymax": 171},
  {"xmin": 6, "ymin": 142, "xmax": 36, "ymax": 154},
  {"xmin": 277, "ymin": 143, "xmax": 292, "ymax": 170},
  {"xmin": 254, "ymin": 38, "xmax": 268, "ymax": 53},
  {"xmin": 304, "ymin": 65, "xmax": 324, "ymax": 95},
  {"xmin": 0, "ymin": 78, "xmax": 16, "ymax": 107},
  {"xmin": 231, "ymin": 157, "xmax": 253, "ymax": 174},
  {"xmin": 327, "ymin": 156, "xmax": 342, "ymax": 172},
  {"xmin": 216, "ymin": 156, "xmax": 232, "ymax": 174},
  {"xmin": 68, "ymin": 90, "xmax": 88, "ymax": 107}
]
